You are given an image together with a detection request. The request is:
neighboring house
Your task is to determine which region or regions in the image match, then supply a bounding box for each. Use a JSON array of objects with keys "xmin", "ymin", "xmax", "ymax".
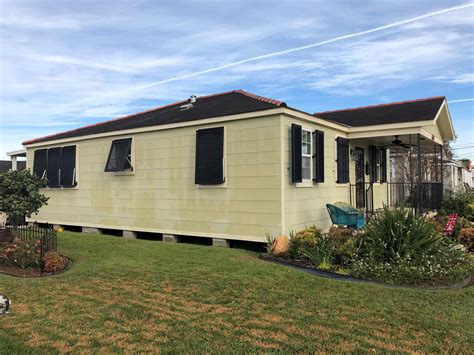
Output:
[
  {"xmin": 22, "ymin": 90, "xmax": 455, "ymax": 243},
  {"xmin": 0, "ymin": 160, "xmax": 26, "ymax": 172},
  {"xmin": 459, "ymin": 159, "xmax": 473, "ymax": 188}
]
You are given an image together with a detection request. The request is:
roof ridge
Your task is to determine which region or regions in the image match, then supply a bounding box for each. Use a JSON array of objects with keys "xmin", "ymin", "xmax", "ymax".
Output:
[
  {"xmin": 23, "ymin": 89, "xmax": 285, "ymax": 145},
  {"xmin": 233, "ymin": 89, "xmax": 286, "ymax": 107},
  {"xmin": 314, "ymin": 96, "xmax": 445, "ymax": 116}
]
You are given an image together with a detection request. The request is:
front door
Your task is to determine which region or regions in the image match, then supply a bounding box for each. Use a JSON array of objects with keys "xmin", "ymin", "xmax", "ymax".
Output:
[{"xmin": 355, "ymin": 147, "xmax": 365, "ymax": 208}]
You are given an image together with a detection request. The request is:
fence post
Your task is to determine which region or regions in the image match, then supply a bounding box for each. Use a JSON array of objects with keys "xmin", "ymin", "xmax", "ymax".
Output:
[{"xmin": 40, "ymin": 229, "xmax": 44, "ymax": 274}]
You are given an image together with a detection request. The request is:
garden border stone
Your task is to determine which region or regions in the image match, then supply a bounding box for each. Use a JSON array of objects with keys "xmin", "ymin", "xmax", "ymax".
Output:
[{"xmin": 260, "ymin": 255, "xmax": 473, "ymax": 290}]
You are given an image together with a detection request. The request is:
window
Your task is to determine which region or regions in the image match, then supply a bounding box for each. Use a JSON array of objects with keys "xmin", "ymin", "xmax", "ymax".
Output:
[
  {"xmin": 301, "ymin": 130, "xmax": 312, "ymax": 180},
  {"xmin": 380, "ymin": 148, "xmax": 387, "ymax": 183},
  {"xmin": 195, "ymin": 127, "xmax": 224, "ymax": 185},
  {"xmin": 370, "ymin": 146, "xmax": 386, "ymax": 183},
  {"xmin": 105, "ymin": 138, "xmax": 133, "ymax": 172},
  {"xmin": 61, "ymin": 146, "xmax": 76, "ymax": 187},
  {"xmin": 336, "ymin": 137, "xmax": 349, "ymax": 183},
  {"xmin": 292, "ymin": 125, "xmax": 324, "ymax": 184},
  {"xmin": 33, "ymin": 146, "xmax": 77, "ymax": 188},
  {"xmin": 46, "ymin": 147, "xmax": 61, "ymax": 187},
  {"xmin": 33, "ymin": 149, "xmax": 47, "ymax": 179}
]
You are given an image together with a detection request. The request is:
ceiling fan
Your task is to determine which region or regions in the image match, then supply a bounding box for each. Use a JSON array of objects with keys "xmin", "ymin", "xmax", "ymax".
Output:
[{"xmin": 383, "ymin": 135, "xmax": 417, "ymax": 149}]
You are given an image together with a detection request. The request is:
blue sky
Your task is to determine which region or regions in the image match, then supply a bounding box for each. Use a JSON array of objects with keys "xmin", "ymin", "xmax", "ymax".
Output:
[{"xmin": 0, "ymin": 0, "xmax": 473, "ymax": 160}]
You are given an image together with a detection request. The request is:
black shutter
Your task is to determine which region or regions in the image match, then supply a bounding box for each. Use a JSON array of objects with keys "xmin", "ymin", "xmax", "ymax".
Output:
[
  {"xmin": 369, "ymin": 146, "xmax": 378, "ymax": 182},
  {"xmin": 380, "ymin": 148, "xmax": 387, "ymax": 183},
  {"xmin": 33, "ymin": 149, "xmax": 47, "ymax": 179},
  {"xmin": 291, "ymin": 124, "xmax": 302, "ymax": 183},
  {"xmin": 61, "ymin": 146, "xmax": 76, "ymax": 187},
  {"xmin": 105, "ymin": 138, "xmax": 132, "ymax": 172},
  {"xmin": 46, "ymin": 147, "xmax": 61, "ymax": 187},
  {"xmin": 195, "ymin": 127, "xmax": 224, "ymax": 185},
  {"xmin": 336, "ymin": 137, "xmax": 349, "ymax": 183},
  {"xmin": 313, "ymin": 130, "xmax": 324, "ymax": 182}
]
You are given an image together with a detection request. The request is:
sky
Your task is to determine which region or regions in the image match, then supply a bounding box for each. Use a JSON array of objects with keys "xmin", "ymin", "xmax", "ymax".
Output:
[{"xmin": 0, "ymin": 0, "xmax": 473, "ymax": 160}]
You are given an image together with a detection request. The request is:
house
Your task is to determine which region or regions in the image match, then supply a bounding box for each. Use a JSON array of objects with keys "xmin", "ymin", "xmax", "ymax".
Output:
[
  {"xmin": 22, "ymin": 90, "xmax": 455, "ymax": 244},
  {"xmin": 0, "ymin": 159, "xmax": 26, "ymax": 172},
  {"xmin": 445, "ymin": 159, "xmax": 473, "ymax": 190}
]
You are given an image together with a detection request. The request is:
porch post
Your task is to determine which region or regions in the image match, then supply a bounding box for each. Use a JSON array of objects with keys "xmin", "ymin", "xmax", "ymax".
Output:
[
  {"xmin": 11, "ymin": 156, "xmax": 17, "ymax": 171},
  {"xmin": 409, "ymin": 135, "xmax": 414, "ymax": 210},
  {"xmin": 417, "ymin": 134, "xmax": 422, "ymax": 215},
  {"xmin": 440, "ymin": 144, "xmax": 444, "ymax": 192}
]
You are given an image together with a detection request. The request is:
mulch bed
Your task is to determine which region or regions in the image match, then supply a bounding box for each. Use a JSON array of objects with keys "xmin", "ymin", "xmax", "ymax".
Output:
[
  {"xmin": 260, "ymin": 255, "xmax": 473, "ymax": 290},
  {"xmin": 0, "ymin": 256, "xmax": 72, "ymax": 278}
]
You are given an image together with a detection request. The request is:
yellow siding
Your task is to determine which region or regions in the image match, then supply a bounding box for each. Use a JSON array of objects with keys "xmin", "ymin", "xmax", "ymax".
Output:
[
  {"xmin": 282, "ymin": 116, "xmax": 349, "ymax": 233},
  {"xmin": 26, "ymin": 112, "xmax": 390, "ymax": 242},
  {"xmin": 282, "ymin": 116, "xmax": 389, "ymax": 234},
  {"xmin": 27, "ymin": 115, "xmax": 282, "ymax": 242}
]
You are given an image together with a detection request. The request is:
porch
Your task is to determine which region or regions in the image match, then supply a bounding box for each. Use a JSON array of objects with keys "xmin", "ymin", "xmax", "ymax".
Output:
[{"xmin": 347, "ymin": 132, "xmax": 444, "ymax": 215}]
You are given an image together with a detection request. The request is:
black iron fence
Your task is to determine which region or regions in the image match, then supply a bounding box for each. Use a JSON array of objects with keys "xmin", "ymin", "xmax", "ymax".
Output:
[
  {"xmin": 1, "ymin": 223, "xmax": 57, "ymax": 273},
  {"xmin": 350, "ymin": 182, "xmax": 443, "ymax": 214},
  {"xmin": 349, "ymin": 182, "xmax": 374, "ymax": 213}
]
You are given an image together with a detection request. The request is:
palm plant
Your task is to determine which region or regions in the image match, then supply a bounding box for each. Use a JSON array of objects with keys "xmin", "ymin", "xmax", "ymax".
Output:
[{"xmin": 360, "ymin": 206, "xmax": 441, "ymax": 262}]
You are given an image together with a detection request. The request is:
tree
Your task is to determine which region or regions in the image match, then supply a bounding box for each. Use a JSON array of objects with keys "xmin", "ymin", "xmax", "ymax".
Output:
[{"xmin": 0, "ymin": 170, "xmax": 49, "ymax": 226}]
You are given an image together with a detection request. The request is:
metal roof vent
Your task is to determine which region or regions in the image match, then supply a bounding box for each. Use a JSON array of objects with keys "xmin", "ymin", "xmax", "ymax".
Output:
[
  {"xmin": 179, "ymin": 95, "xmax": 197, "ymax": 111},
  {"xmin": 179, "ymin": 103, "xmax": 193, "ymax": 111}
]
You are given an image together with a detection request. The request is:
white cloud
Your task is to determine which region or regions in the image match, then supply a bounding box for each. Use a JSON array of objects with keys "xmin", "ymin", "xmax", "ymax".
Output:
[
  {"xmin": 432, "ymin": 73, "xmax": 474, "ymax": 84},
  {"xmin": 0, "ymin": 0, "xmax": 473, "ymax": 158}
]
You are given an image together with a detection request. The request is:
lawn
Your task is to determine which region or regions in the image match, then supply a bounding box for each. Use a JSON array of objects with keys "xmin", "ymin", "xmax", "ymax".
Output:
[{"xmin": 1, "ymin": 232, "xmax": 473, "ymax": 353}]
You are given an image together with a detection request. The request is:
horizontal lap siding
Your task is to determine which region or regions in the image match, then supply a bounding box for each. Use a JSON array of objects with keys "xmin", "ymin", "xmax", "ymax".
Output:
[
  {"xmin": 26, "ymin": 115, "xmax": 282, "ymax": 242},
  {"xmin": 283, "ymin": 116, "xmax": 349, "ymax": 233},
  {"xmin": 281, "ymin": 117, "xmax": 388, "ymax": 233}
]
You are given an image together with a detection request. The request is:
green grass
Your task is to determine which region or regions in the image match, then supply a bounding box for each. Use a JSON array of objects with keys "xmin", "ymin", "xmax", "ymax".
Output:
[{"xmin": 1, "ymin": 232, "xmax": 473, "ymax": 353}]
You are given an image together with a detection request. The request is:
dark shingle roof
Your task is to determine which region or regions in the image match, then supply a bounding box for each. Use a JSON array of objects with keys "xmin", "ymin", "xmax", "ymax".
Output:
[
  {"xmin": 314, "ymin": 96, "xmax": 445, "ymax": 127},
  {"xmin": 23, "ymin": 90, "xmax": 286, "ymax": 145}
]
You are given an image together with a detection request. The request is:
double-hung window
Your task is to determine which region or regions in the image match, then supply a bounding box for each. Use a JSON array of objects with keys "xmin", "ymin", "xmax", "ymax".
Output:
[
  {"xmin": 291, "ymin": 124, "xmax": 324, "ymax": 184},
  {"xmin": 301, "ymin": 130, "xmax": 312, "ymax": 181}
]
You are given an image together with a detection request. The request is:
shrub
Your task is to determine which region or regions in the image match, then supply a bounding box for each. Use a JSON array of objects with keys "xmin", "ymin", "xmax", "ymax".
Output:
[
  {"xmin": 288, "ymin": 226, "xmax": 322, "ymax": 260},
  {"xmin": 0, "ymin": 170, "xmax": 49, "ymax": 226},
  {"xmin": 458, "ymin": 228, "xmax": 474, "ymax": 252},
  {"xmin": 359, "ymin": 206, "xmax": 441, "ymax": 262},
  {"xmin": 352, "ymin": 206, "xmax": 473, "ymax": 286},
  {"xmin": 465, "ymin": 204, "xmax": 474, "ymax": 222},
  {"xmin": 43, "ymin": 252, "xmax": 68, "ymax": 273},
  {"xmin": 265, "ymin": 233, "xmax": 275, "ymax": 256},
  {"xmin": 0, "ymin": 239, "xmax": 41, "ymax": 269},
  {"xmin": 440, "ymin": 190, "xmax": 474, "ymax": 219},
  {"xmin": 326, "ymin": 226, "xmax": 359, "ymax": 267},
  {"xmin": 300, "ymin": 238, "xmax": 332, "ymax": 269},
  {"xmin": 428, "ymin": 215, "xmax": 470, "ymax": 240},
  {"xmin": 352, "ymin": 242, "xmax": 473, "ymax": 286}
]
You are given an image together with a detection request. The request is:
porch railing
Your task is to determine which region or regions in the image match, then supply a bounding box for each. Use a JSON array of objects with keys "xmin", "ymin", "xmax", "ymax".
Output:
[
  {"xmin": 350, "ymin": 182, "xmax": 443, "ymax": 214},
  {"xmin": 349, "ymin": 182, "xmax": 374, "ymax": 214}
]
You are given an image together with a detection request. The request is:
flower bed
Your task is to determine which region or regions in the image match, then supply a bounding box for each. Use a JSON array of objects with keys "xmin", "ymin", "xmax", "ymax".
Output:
[
  {"xmin": 266, "ymin": 206, "xmax": 474, "ymax": 287},
  {"xmin": 0, "ymin": 234, "xmax": 70, "ymax": 277}
]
